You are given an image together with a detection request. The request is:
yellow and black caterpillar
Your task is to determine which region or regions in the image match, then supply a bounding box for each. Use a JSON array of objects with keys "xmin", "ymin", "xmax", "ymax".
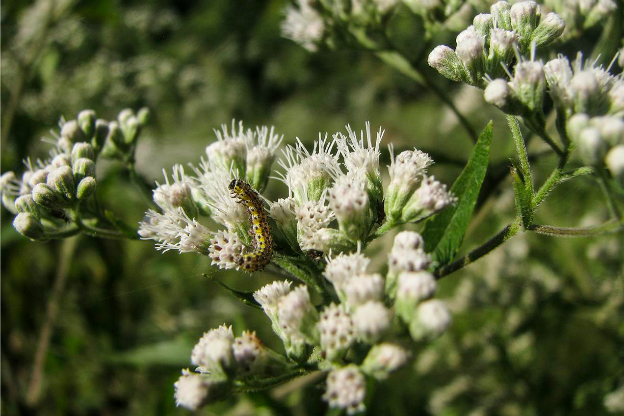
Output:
[{"xmin": 228, "ymin": 179, "xmax": 273, "ymax": 271}]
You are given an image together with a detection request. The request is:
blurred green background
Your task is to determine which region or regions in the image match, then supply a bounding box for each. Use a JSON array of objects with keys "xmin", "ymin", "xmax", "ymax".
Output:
[{"xmin": 2, "ymin": 1, "xmax": 623, "ymax": 415}]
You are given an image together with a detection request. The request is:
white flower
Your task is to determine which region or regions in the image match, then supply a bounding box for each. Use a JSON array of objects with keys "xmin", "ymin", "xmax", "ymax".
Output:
[
  {"xmin": 153, "ymin": 165, "xmax": 195, "ymax": 211},
  {"xmin": 334, "ymin": 122, "xmax": 383, "ymax": 179},
  {"xmin": 206, "ymin": 120, "xmax": 248, "ymax": 175},
  {"xmin": 174, "ymin": 369, "xmax": 210, "ymax": 410},
  {"xmin": 269, "ymin": 197, "xmax": 297, "ymax": 227},
  {"xmin": 398, "ymin": 271, "xmax": 437, "ymax": 301},
  {"xmin": 139, "ymin": 207, "xmax": 210, "ymax": 254},
  {"xmin": 385, "ymin": 146, "xmax": 433, "ymax": 220},
  {"xmin": 323, "ymin": 366, "xmax": 367, "ymax": 415},
  {"xmin": 192, "ymin": 159, "xmax": 248, "ymax": 230},
  {"xmin": 324, "ymin": 247, "xmax": 370, "ymax": 289},
  {"xmin": 317, "ymin": 303, "xmax": 355, "ymax": 361},
  {"xmin": 344, "ymin": 273, "xmax": 385, "ymax": 308},
  {"xmin": 606, "ymin": 145, "xmax": 624, "ymax": 178},
  {"xmin": 245, "ymin": 125, "xmax": 283, "ymax": 191},
  {"xmin": 388, "ymin": 248, "xmax": 432, "ymax": 275},
  {"xmin": 410, "ymin": 299, "xmax": 452, "ymax": 341},
  {"xmin": 361, "ymin": 343, "xmax": 411, "ymax": 380},
  {"xmin": 352, "ymin": 301, "xmax": 392, "ymax": 343},
  {"xmin": 295, "ymin": 190, "xmax": 337, "ymax": 252},
  {"xmin": 604, "ymin": 384, "xmax": 624, "ymax": 413},
  {"xmin": 276, "ymin": 135, "xmax": 341, "ymax": 203},
  {"xmin": 393, "ymin": 230, "xmax": 424, "ymax": 251},
  {"xmin": 208, "ymin": 230, "xmax": 245, "ymax": 270},
  {"xmin": 329, "ymin": 174, "xmax": 371, "ymax": 240},
  {"xmin": 232, "ymin": 331, "xmax": 265, "ymax": 375},
  {"xmin": 191, "ymin": 325, "xmax": 235, "ymax": 376},
  {"xmin": 254, "ymin": 280, "xmax": 292, "ymax": 317},
  {"xmin": 277, "ymin": 285, "xmax": 319, "ymax": 342},
  {"xmin": 282, "ymin": 2, "xmax": 325, "ymax": 52},
  {"xmin": 401, "ymin": 175, "xmax": 456, "ymax": 223}
]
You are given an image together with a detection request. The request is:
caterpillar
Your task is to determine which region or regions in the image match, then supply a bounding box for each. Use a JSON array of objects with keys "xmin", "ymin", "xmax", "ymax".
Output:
[{"xmin": 228, "ymin": 179, "xmax": 273, "ymax": 271}]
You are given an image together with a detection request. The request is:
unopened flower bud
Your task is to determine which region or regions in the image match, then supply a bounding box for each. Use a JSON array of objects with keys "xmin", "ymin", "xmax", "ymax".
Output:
[
  {"xmin": 72, "ymin": 158, "xmax": 95, "ymax": 183},
  {"xmin": 577, "ymin": 127, "xmax": 607, "ymax": 166},
  {"xmin": 100, "ymin": 121, "xmax": 126, "ymax": 158},
  {"xmin": 361, "ymin": 343, "xmax": 411, "ymax": 380},
  {"xmin": 511, "ymin": 61, "xmax": 546, "ymax": 113},
  {"xmin": 597, "ymin": 117, "xmax": 624, "ymax": 146},
  {"xmin": 92, "ymin": 119, "xmax": 109, "ymax": 150},
  {"xmin": 456, "ymin": 35, "xmax": 486, "ymax": 86},
  {"xmin": 121, "ymin": 115, "xmax": 140, "ymax": 145},
  {"xmin": 409, "ymin": 299, "xmax": 451, "ymax": 341},
  {"xmin": 566, "ymin": 113, "xmax": 590, "ymax": 142},
  {"xmin": 609, "ymin": 82, "xmax": 624, "ymax": 114},
  {"xmin": 387, "ymin": 247, "xmax": 432, "ymax": 297},
  {"xmin": 352, "ymin": 301, "xmax": 392, "ymax": 343},
  {"xmin": 531, "ymin": 12, "xmax": 565, "ymax": 47},
  {"xmin": 570, "ymin": 71, "xmax": 604, "ymax": 115},
  {"xmin": 28, "ymin": 169, "xmax": 48, "ymax": 188},
  {"xmin": 323, "ymin": 366, "xmax": 366, "ymax": 415},
  {"xmin": 329, "ymin": 175, "xmax": 371, "ymax": 241},
  {"xmin": 232, "ymin": 331, "xmax": 289, "ymax": 377},
  {"xmin": 402, "ymin": 175, "xmax": 456, "ymax": 223},
  {"xmin": 585, "ymin": 0, "xmax": 618, "ymax": 29},
  {"xmin": 71, "ymin": 142, "xmax": 95, "ymax": 164},
  {"xmin": 76, "ymin": 177, "xmax": 97, "ymax": 200},
  {"xmin": 385, "ymin": 149, "xmax": 433, "ymax": 222},
  {"xmin": 13, "ymin": 212, "xmax": 44, "ymax": 240},
  {"xmin": 77, "ymin": 110, "xmax": 96, "ymax": 139},
  {"xmin": 206, "ymin": 135, "xmax": 247, "ymax": 177},
  {"xmin": 317, "ymin": 303, "xmax": 354, "ymax": 361},
  {"xmin": 428, "ymin": 45, "xmax": 467, "ymax": 83},
  {"xmin": 137, "ymin": 107, "xmax": 150, "ymax": 126},
  {"xmin": 61, "ymin": 120, "xmax": 85, "ymax": 143},
  {"xmin": 46, "ymin": 166, "xmax": 75, "ymax": 201},
  {"xmin": 344, "ymin": 273, "xmax": 384, "ymax": 309},
  {"xmin": 269, "ymin": 198, "xmax": 298, "ymax": 251},
  {"xmin": 606, "ymin": 145, "xmax": 624, "ymax": 179},
  {"xmin": 544, "ymin": 57, "xmax": 573, "ymax": 108},
  {"xmin": 396, "ymin": 271, "xmax": 437, "ymax": 321},
  {"xmin": 51, "ymin": 154, "xmax": 71, "ymax": 168},
  {"xmin": 118, "ymin": 108, "xmax": 134, "ymax": 126},
  {"xmin": 277, "ymin": 285, "xmax": 319, "ymax": 344},
  {"xmin": 174, "ymin": 369, "xmax": 230, "ymax": 410},
  {"xmin": 14, "ymin": 194, "xmax": 40, "ymax": 219},
  {"xmin": 191, "ymin": 325, "xmax": 235, "ymax": 377},
  {"xmin": 484, "ymin": 79, "xmax": 519, "ymax": 114},
  {"xmin": 488, "ymin": 29, "xmax": 517, "ymax": 75},
  {"xmin": 509, "ymin": 1, "xmax": 540, "ymax": 48},
  {"xmin": 32, "ymin": 183, "xmax": 69, "ymax": 209},
  {"xmin": 473, "ymin": 14, "xmax": 493, "ymax": 37},
  {"xmin": 490, "ymin": 1, "xmax": 512, "ymax": 30}
]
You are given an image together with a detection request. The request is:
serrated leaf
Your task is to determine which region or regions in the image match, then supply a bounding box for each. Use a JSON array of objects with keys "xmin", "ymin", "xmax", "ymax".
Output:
[
  {"xmin": 422, "ymin": 121, "xmax": 493, "ymax": 266},
  {"xmin": 204, "ymin": 274, "xmax": 262, "ymax": 309}
]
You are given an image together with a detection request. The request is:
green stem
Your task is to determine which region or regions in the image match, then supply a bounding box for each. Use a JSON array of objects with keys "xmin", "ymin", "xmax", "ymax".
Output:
[
  {"xmin": 507, "ymin": 115, "xmax": 533, "ymax": 194},
  {"xmin": 271, "ymin": 253, "xmax": 330, "ymax": 301},
  {"xmin": 597, "ymin": 169, "xmax": 622, "ymax": 221},
  {"xmin": 43, "ymin": 225, "xmax": 81, "ymax": 240},
  {"xmin": 373, "ymin": 50, "xmax": 478, "ymax": 143},
  {"xmin": 434, "ymin": 218, "xmax": 522, "ymax": 279},
  {"xmin": 74, "ymin": 213, "xmax": 138, "ymax": 240},
  {"xmin": 527, "ymin": 221, "xmax": 622, "ymax": 237},
  {"xmin": 373, "ymin": 219, "xmax": 396, "ymax": 239}
]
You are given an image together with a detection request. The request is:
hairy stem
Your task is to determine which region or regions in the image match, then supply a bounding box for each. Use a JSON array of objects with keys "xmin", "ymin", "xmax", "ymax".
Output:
[
  {"xmin": 26, "ymin": 236, "xmax": 79, "ymax": 406},
  {"xmin": 527, "ymin": 221, "xmax": 622, "ymax": 237}
]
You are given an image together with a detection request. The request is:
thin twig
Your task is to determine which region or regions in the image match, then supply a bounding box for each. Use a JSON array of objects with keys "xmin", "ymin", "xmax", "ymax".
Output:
[
  {"xmin": 527, "ymin": 221, "xmax": 622, "ymax": 237},
  {"xmin": 26, "ymin": 236, "xmax": 79, "ymax": 406}
]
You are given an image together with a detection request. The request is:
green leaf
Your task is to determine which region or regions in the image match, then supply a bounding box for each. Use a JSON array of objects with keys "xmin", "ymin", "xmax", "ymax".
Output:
[
  {"xmin": 108, "ymin": 336, "xmax": 194, "ymax": 366},
  {"xmin": 422, "ymin": 121, "xmax": 493, "ymax": 265},
  {"xmin": 204, "ymin": 274, "xmax": 263, "ymax": 309}
]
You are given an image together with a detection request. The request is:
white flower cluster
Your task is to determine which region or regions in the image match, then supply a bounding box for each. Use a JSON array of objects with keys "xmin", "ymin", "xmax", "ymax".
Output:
[
  {"xmin": 270, "ymin": 123, "xmax": 454, "ymax": 256},
  {"xmin": 174, "ymin": 325, "xmax": 290, "ymax": 410},
  {"xmin": 429, "ymin": 1, "xmax": 566, "ymax": 88},
  {"xmin": 543, "ymin": 0, "xmax": 617, "ymax": 39},
  {"xmin": 242, "ymin": 230, "xmax": 450, "ymax": 414},
  {"xmin": 138, "ymin": 120, "xmax": 283, "ymax": 264},
  {"xmin": 1, "ymin": 108, "xmax": 149, "ymax": 241}
]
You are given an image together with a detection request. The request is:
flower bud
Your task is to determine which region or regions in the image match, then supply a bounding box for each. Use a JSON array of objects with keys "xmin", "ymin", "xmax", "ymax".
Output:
[
  {"xmin": 511, "ymin": 61, "xmax": 546, "ymax": 113},
  {"xmin": 28, "ymin": 169, "xmax": 48, "ymax": 188},
  {"xmin": 329, "ymin": 175, "xmax": 372, "ymax": 241},
  {"xmin": 531, "ymin": 12, "xmax": 565, "ymax": 47},
  {"xmin": 51, "ymin": 154, "xmax": 71, "ymax": 168},
  {"xmin": 137, "ymin": 107, "xmax": 150, "ymax": 126},
  {"xmin": 191, "ymin": 325, "xmax": 235, "ymax": 378},
  {"xmin": 92, "ymin": 119, "xmax": 109, "ymax": 151},
  {"xmin": 490, "ymin": 1, "xmax": 512, "ymax": 30},
  {"xmin": 401, "ymin": 175, "xmax": 456, "ymax": 223},
  {"xmin": 71, "ymin": 142, "xmax": 95, "ymax": 164},
  {"xmin": 570, "ymin": 71, "xmax": 605, "ymax": 115},
  {"xmin": 121, "ymin": 115, "xmax": 140, "ymax": 145},
  {"xmin": 361, "ymin": 343, "xmax": 411, "ymax": 380},
  {"xmin": 393, "ymin": 231, "xmax": 424, "ymax": 251},
  {"xmin": 269, "ymin": 198, "xmax": 298, "ymax": 251},
  {"xmin": 352, "ymin": 301, "xmax": 392, "ymax": 343},
  {"xmin": 609, "ymin": 81, "xmax": 624, "ymax": 114},
  {"xmin": 76, "ymin": 177, "xmax": 97, "ymax": 200},
  {"xmin": 118, "ymin": 108, "xmax": 134, "ymax": 125},
  {"xmin": 32, "ymin": 183, "xmax": 69, "ymax": 209},
  {"xmin": 206, "ymin": 137, "xmax": 247, "ymax": 177},
  {"xmin": 484, "ymin": 79, "xmax": 521, "ymax": 114},
  {"xmin": 585, "ymin": 0, "xmax": 618, "ymax": 29},
  {"xmin": 577, "ymin": 127, "xmax": 607, "ymax": 166},
  {"xmin": 456, "ymin": 34, "xmax": 486, "ymax": 86},
  {"xmin": 13, "ymin": 212, "xmax": 45, "ymax": 240},
  {"xmin": 428, "ymin": 45, "xmax": 467, "ymax": 83},
  {"xmin": 245, "ymin": 147, "xmax": 274, "ymax": 192},
  {"xmin": 61, "ymin": 120, "xmax": 85, "ymax": 143},
  {"xmin": 72, "ymin": 158, "xmax": 95, "ymax": 183},
  {"xmin": 317, "ymin": 303, "xmax": 354, "ymax": 361},
  {"xmin": 396, "ymin": 271, "xmax": 437, "ymax": 322},
  {"xmin": 544, "ymin": 57, "xmax": 573, "ymax": 108},
  {"xmin": 409, "ymin": 299, "xmax": 451, "ymax": 341},
  {"xmin": 232, "ymin": 331, "xmax": 289, "ymax": 377},
  {"xmin": 344, "ymin": 273, "xmax": 384, "ymax": 309},
  {"xmin": 46, "ymin": 166, "xmax": 75, "ymax": 201},
  {"xmin": 597, "ymin": 116, "xmax": 624, "ymax": 146},
  {"xmin": 14, "ymin": 194, "xmax": 40, "ymax": 219},
  {"xmin": 174, "ymin": 369, "xmax": 231, "ymax": 410},
  {"xmin": 606, "ymin": 145, "xmax": 624, "ymax": 180},
  {"xmin": 385, "ymin": 149, "xmax": 433, "ymax": 222},
  {"xmin": 566, "ymin": 113, "xmax": 590, "ymax": 142},
  {"xmin": 77, "ymin": 110, "xmax": 96, "ymax": 139},
  {"xmin": 473, "ymin": 14, "xmax": 493, "ymax": 37},
  {"xmin": 323, "ymin": 366, "xmax": 366, "ymax": 415},
  {"xmin": 487, "ymin": 29, "xmax": 517, "ymax": 76},
  {"xmin": 277, "ymin": 285, "xmax": 319, "ymax": 344},
  {"xmin": 100, "ymin": 121, "xmax": 126, "ymax": 158},
  {"xmin": 509, "ymin": 1, "xmax": 540, "ymax": 48},
  {"xmin": 386, "ymin": 247, "xmax": 432, "ymax": 298}
]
